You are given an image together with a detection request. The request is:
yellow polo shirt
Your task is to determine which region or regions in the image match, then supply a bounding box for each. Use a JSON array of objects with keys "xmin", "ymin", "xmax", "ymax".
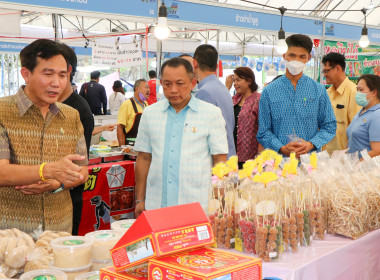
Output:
[
  {"xmin": 324, "ymin": 77, "xmax": 361, "ymax": 154},
  {"xmin": 117, "ymin": 98, "xmax": 147, "ymax": 134}
]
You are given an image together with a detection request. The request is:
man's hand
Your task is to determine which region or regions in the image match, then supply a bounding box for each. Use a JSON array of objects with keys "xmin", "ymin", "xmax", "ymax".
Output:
[
  {"xmin": 135, "ymin": 201, "xmax": 145, "ymax": 218},
  {"xmin": 225, "ymin": 74, "xmax": 234, "ymax": 90},
  {"xmin": 280, "ymin": 143, "xmax": 297, "ymax": 157},
  {"xmin": 44, "ymin": 154, "xmax": 85, "ymax": 185},
  {"xmin": 291, "ymin": 140, "xmax": 314, "ymax": 158},
  {"xmin": 15, "ymin": 179, "xmax": 61, "ymax": 195}
]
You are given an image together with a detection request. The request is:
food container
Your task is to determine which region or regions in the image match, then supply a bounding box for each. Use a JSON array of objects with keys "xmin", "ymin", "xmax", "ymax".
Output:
[
  {"xmin": 84, "ymin": 230, "xmax": 122, "ymax": 260},
  {"xmin": 90, "ymin": 259, "xmax": 113, "ymax": 272},
  {"xmin": 50, "ymin": 262, "xmax": 92, "ymax": 280},
  {"xmin": 110, "ymin": 219, "xmax": 136, "ymax": 232},
  {"xmin": 20, "ymin": 269, "xmax": 68, "ymax": 280},
  {"xmin": 74, "ymin": 270, "xmax": 99, "ymax": 280},
  {"xmin": 90, "ymin": 145, "xmax": 111, "ymax": 155},
  {"xmin": 50, "ymin": 236, "xmax": 93, "ymax": 268}
]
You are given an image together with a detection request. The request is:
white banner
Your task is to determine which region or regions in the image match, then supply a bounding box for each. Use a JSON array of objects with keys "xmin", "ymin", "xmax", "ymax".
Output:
[
  {"xmin": 92, "ymin": 43, "xmax": 117, "ymax": 67},
  {"xmin": 117, "ymin": 43, "xmax": 143, "ymax": 68},
  {"xmin": 92, "ymin": 43, "xmax": 142, "ymax": 68}
]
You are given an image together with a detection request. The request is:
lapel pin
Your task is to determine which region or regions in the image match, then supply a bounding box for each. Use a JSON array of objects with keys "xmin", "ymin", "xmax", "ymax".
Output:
[
  {"xmin": 60, "ymin": 128, "xmax": 65, "ymax": 135},
  {"xmin": 192, "ymin": 127, "xmax": 197, "ymax": 133}
]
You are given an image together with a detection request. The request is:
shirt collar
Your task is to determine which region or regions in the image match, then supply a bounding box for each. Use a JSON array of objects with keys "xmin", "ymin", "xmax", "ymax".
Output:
[
  {"xmin": 232, "ymin": 92, "xmax": 256, "ymax": 105},
  {"xmin": 198, "ymin": 74, "xmax": 217, "ymax": 88},
  {"xmin": 335, "ymin": 77, "xmax": 351, "ymax": 95},
  {"xmin": 367, "ymin": 103, "xmax": 380, "ymax": 112},
  {"xmin": 16, "ymin": 86, "xmax": 62, "ymax": 117}
]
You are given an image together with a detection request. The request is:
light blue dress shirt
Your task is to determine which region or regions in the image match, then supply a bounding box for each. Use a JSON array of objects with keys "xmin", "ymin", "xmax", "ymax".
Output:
[
  {"xmin": 347, "ymin": 103, "xmax": 380, "ymax": 155},
  {"xmin": 134, "ymin": 96, "xmax": 228, "ymax": 211},
  {"xmin": 257, "ymin": 74, "xmax": 336, "ymax": 152},
  {"xmin": 196, "ymin": 74, "xmax": 236, "ymax": 159}
]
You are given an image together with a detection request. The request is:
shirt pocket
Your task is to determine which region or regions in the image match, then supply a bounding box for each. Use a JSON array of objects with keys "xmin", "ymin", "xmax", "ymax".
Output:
[
  {"xmin": 183, "ymin": 125, "xmax": 209, "ymax": 156},
  {"xmin": 270, "ymin": 101, "xmax": 286, "ymax": 120},
  {"xmin": 335, "ymin": 106, "xmax": 346, "ymax": 124},
  {"xmin": 298, "ymin": 98, "xmax": 318, "ymax": 118}
]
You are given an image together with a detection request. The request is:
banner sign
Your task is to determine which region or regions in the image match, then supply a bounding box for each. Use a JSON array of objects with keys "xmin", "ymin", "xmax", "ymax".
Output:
[
  {"xmin": 0, "ymin": 0, "xmax": 157, "ymax": 18},
  {"xmin": 117, "ymin": 43, "xmax": 143, "ymax": 67},
  {"xmin": 324, "ymin": 40, "xmax": 380, "ymax": 83},
  {"xmin": 325, "ymin": 22, "xmax": 380, "ymax": 44},
  {"xmin": 165, "ymin": 0, "xmax": 323, "ymax": 36},
  {"xmin": 92, "ymin": 43, "xmax": 143, "ymax": 68}
]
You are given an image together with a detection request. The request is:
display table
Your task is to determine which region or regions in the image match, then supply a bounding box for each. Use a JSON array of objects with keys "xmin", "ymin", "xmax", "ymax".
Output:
[
  {"xmin": 262, "ymin": 229, "xmax": 380, "ymax": 280},
  {"xmin": 78, "ymin": 160, "xmax": 136, "ymax": 236}
]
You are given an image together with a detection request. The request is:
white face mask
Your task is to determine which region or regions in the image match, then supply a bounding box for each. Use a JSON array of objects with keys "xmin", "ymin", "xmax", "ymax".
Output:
[{"xmin": 286, "ymin": 60, "xmax": 306, "ymax": 76}]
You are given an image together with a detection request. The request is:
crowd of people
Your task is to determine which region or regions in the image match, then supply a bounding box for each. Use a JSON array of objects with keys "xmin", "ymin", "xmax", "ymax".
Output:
[{"xmin": 1, "ymin": 32, "xmax": 380, "ymax": 234}]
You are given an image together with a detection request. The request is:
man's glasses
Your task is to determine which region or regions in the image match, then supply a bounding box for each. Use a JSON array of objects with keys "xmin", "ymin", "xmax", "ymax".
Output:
[{"xmin": 321, "ymin": 65, "xmax": 336, "ymax": 75}]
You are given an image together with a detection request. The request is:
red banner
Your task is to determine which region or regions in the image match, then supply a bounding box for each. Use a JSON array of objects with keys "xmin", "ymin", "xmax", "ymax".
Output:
[{"xmin": 78, "ymin": 161, "xmax": 136, "ymax": 236}]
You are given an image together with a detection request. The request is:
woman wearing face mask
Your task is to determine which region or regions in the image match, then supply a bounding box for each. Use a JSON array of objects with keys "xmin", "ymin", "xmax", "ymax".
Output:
[
  {"xmin": 117, "ymin": 79, "xmax": 149, "ymax": 146},
  {"xmin": 346, "ymin": 74, "xmax": 380, "ymax": 158},
  {"xmin": 231, "ymin": 67, "xmax": 261, "ymax": 168}
]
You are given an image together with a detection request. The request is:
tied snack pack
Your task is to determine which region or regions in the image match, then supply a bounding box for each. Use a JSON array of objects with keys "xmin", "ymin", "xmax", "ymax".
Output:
[{"xmin": 110, "ymin": 203, "xmax": 214, "ymax": 271}]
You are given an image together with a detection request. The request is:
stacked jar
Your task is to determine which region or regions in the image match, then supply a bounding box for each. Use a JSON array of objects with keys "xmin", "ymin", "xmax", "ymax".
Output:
[
  {"xmin": 84, "ymin": 230, "xmax": 122, "ymax": 271},
  {"xmin": 50, "ymin": 236, "xmax": 93, "ymax": 280}
]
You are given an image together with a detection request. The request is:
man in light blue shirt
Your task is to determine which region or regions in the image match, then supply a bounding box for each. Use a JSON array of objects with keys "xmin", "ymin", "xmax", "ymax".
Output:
[
  {"xmin": 193, "ymin": 44, "xmax": 236, "ymax": 159},
  {"xmin": 134, "ymin": 57, "xmax": 228, "ymax": 217},
  {"xmin": 257, "ymin": 34, "xmax": 336, "ymax": 157}
]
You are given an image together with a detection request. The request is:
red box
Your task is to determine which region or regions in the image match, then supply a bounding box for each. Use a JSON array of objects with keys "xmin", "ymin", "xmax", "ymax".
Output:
[
  {"xmin": 111, "ymin": 203, "xmax": 214, "ymax": 271},
  {"xmin": 148, "ymin": 247, "xmax": 262, "ymax": 280},
  {"xmin": 100, "ymin": 265, "xmax": 148, "ymax": 280}
]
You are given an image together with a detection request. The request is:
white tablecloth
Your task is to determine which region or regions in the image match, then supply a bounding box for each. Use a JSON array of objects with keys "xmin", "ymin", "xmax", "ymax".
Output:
[{"xmin": 262, "ymin": 229, "xmax": 380, "ymax": 280}]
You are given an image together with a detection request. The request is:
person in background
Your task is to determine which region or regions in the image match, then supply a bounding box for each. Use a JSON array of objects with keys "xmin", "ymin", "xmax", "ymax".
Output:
[
  {"xmin": 117, "ymin": 79, "xmax": 149, "ymax": 146},
  {"xmin": 193, "ymin": 44, "xmax": 236, "ymax": 158},
  {"xmin": 109, "ymin": 80, "xmax": 126, "ymax": 115},
  {"xmin": 347, "ymin": 74, "xmax": 380, "ymax": 158},
  {"xmin": 0, "ymin": 39, "xmax": 88, "ymax": 233},
  {"xmin": 322, "ymin": 52, "xmax": 361, "ymax": 155},
  {"xmin": 257, "ymin": 34, "xmax": 336, "ymax": 158},
  {"xmin": 231, "ymin": 67, "xmax": 261, "ymax": 168},
  {"xmin": 134, "ymin": 57, "xmax": 227, "ymax": 217},
  {"xmin": 147, "ymin": 70, "xmax": 157, "ymax": 105},
  {"xmin": 79, "ymin": 70, "xmax": 107, "ymax": 115}
]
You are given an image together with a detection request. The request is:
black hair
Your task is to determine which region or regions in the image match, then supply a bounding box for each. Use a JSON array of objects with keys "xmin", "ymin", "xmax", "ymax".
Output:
[
  {"xmin": 179, "ymin": 54, "xmax": 193, "ymax": 58},
  {"xmin": 357, "ymin": 74, "xmax": 380, "ymax": 100},
  {"xmin": 233, "ymin": 67, "xmax": 258, "ymax": 92},
  {"xmin": 285, "ymin": 34, "xmax": 313, "ymax": 54},
  {"xmin": 322, "ymin": 52, "xmax": 346, "ymax": 71},
  {"xmin": 20, "ymin": 39, "xmax": 68, "ymax": 72},
  {"xmin": 133, "ymin": 79, "xmax": 147, "ymax": 92},
  {"xmin": 90, "ymin": 71, "xmax": 101, "ymax": 80},
  {"xmin": 148, "ymin": 70, "xmax": 157, "ymax": 78},
  {"xmin": 61, "ymin": 44, "xmax": 77, "ymax": 83},
  {"xmin": 161, "ymin": 57, "xmax": 194, "ymax": 79},
  {"xmin": 193, "ymin": 44, "xmax": 218, "ymax": 72}
]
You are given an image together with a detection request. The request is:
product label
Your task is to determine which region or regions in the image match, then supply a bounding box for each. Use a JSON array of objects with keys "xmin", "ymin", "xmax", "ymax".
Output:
[
  {"xmin": 96, "ymin": 233, "xmax": 115, "ymax": 238},
  {"xmin": 32, "ymin": 276, "xmax": 57, "ymax": 280},
  {"xmin": 156, "ymin": 223, "xmax": 213, "ymax": 254},
  {"xmin": 63, "ymin": 240, "xmax": 84, "ymax": 245},
  {"xmin": 86, "ymin": 276, "xmax": 99, "ymax": 280},
  {"xmin": 269, "ymin": 252, "xmax": 277, "ymax": 258},
  {"xmin": 120, "ymin": 224, "xmax": 132, "ymax": 228}
]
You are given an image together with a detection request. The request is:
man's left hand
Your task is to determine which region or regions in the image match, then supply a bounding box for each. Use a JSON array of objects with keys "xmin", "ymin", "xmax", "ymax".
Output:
[
  {"xmin": 291, "ymin": 140, "xmax": 314, "ymax": 158},
  {"xmin": 15, "ymin": 179, "xmax": 61, "ymax": 195}
]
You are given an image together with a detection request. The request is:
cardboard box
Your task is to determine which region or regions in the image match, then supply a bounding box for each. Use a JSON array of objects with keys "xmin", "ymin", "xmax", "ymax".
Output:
[
  {"xmin": 100, "ymin": 265, "xmax": 148, "ymax": 280},
  {"xmin": 111, "ymin": 203, "xmax": 214, "ymax": 271},
  {"xmin": 148, "ymin": 247, "xmax": 262, "ymax": 280}
]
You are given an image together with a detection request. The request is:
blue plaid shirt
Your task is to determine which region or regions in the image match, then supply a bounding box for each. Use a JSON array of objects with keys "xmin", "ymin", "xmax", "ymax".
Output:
[
  {"xmin": 257, "ymin": 75, "xmax": 336, "ymax": 152},
  {"xmin": 134, "ymin": 96, "xmax": 228, "ymax": 211}
]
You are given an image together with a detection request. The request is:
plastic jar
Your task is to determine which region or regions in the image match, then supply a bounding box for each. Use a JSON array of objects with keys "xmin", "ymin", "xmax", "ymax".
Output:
[
  {"xmin": 110, "ymin": 219, "xmax": 136, "ymax": 232},
  {"xmin": 90, "ymin": 259, "xmax": 113, "ymax": 272},
  {"xmin": 20, "ymin": 269, "xmax": 68, "ymax": 280},
  {"xmin": 84, "ymin": 230, "xmax": 121, "ymax": 260},
  {"xmin": 50, "ymin": 236, "xmax": 93, "ymax": 268},
  {"xmin": 49, "ymin": 262, "xmax": 92, "ymax": 280},
  {"xmin": 74, "ymin": 270, "xmax": 100, "ymax": 280}
]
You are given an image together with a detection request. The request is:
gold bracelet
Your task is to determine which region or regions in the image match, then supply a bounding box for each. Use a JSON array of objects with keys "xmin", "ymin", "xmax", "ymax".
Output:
[{"xmin": 39, "ymin": 163, "xmax": 47, "ymax": 181}]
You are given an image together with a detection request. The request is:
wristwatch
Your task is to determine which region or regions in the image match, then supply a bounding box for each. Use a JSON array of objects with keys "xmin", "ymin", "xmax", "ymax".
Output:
[
  {"xmin": 51, "ymin": 183, "xmax": 65, "ymax": 194},
  {"xmin": 136, "ymin": 199, "xmax": 145, "ymax": 204}
]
